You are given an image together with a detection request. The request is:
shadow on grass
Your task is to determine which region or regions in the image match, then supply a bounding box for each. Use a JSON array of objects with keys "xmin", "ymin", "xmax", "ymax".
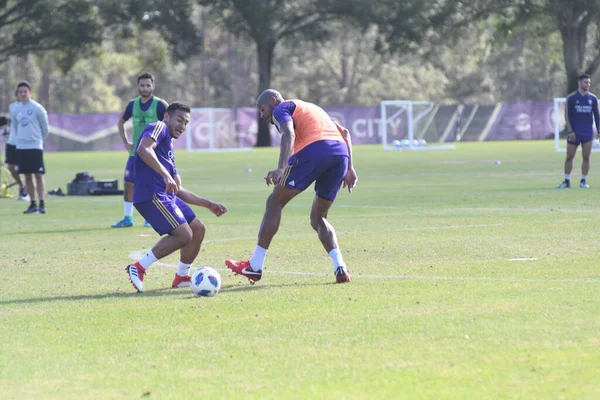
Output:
[
  {"xmin": 0, "ymin": 282, "xmax": 332, "ymax": 306},
  {"xmin": 0, "ymin": 227, "xmax": 107, "ymax": 236}
]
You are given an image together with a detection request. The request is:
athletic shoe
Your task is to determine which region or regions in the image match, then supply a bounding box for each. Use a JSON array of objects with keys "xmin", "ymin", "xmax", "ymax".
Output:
[
  {"xmin": 37, "ymin": 205, "xmax": 46, "ymax": 214},
  {"xmin": 172, "ymin": 274, "xmax": 191, "ymax": 288},
  {"xmin": 125, "ymin": 262, "xmax": 146, "ymax": 292},
  {"xmin": 23, "ymin": 204, "xmax": 38, "ymax": 214},
  {"xmin": 580, "ymin": 180, "xmax": 590, "ymax": 188},
  {"xmin": 556, "ymin": 180, "xmax": 570, "ymax": 188},
  {"xmin": 144, "ymin": 220, "xmax": 152, "ymax": 227},
  {"xmin": 225, "ymin": 259, "xmax": 262, "ymax": 283},
  {"xmin": 17, "ymin": 189, "xmax": 29, "ymax": 201},
  {"xmin": 335, "ymin": 266, "xmax": 351, "ymax": 283},
  {"xmin": 112, "ymin": 217, "xmax": 133, "ymax": 228}
]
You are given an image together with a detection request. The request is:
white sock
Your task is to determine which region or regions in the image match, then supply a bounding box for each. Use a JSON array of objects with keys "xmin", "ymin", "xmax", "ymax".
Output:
[
  {"xmin": 565, "ymin": 174, "xmax": 571, "ymax": 180},
  {"xmin": 249, "ymin": 245, "xmax": 268, "ymax": 271},
  {"xmin": 581, "ymin": 175, "xmax": 587, "ymax": 180},
  {"xmin": 177, "ymin": 261, "xmax": 191, "ymax": 277},
  {"xmin": 124, "ymin": 201, "xmax": 133, "ymax": 217},
  {"xmin": 139, "ymin": 249, "xmax": 158, "ymax": 270},
  {"xmin": 329, "ymin": 248, "xmax": 345, "ymax": 272}
]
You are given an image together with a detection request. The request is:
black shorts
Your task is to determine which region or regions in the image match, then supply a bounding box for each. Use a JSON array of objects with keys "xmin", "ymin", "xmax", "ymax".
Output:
[
  {"xmin": 5, "ymin": 143, "xmax": 17, "ymax": 165},
  {"xmin": 17, "ymin": 149, "xmax": 45, "ymax": 174}
]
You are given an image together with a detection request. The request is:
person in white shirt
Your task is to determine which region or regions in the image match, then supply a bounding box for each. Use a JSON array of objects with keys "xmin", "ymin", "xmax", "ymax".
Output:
[{"xmin": 11, "ymin": 81, "xmax": 49, "ymax": 214}]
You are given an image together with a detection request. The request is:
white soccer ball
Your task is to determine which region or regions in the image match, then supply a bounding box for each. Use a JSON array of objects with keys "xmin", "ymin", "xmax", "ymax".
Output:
[
  {"xmin": 190, "ymin": 267, "xmax": 222, "ymax": 297},
  {"xmin": 400, "ymin": 139, "xmax": 410, "ymax": 147},
  {"xmin": 418, "ymin": 139, "xmax": 427, "ymax": 146},
  {"xmin": 392, "ymin": 140, "xmax": 401, "ymax": 149},
  {"xmin": 594, "ymin": 139, "xmax": 600, "ymax": 149}
]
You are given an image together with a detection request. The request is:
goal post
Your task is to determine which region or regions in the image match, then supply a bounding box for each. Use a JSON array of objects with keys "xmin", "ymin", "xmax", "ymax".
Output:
[
  {"xmin": 554, "ymin": 97, "xmax": 600, "ymax": 152},
  {"xmin": 185, "ymin": 108, "xmax": 253, "ymax": 152},
  {"xmin": 380, "ymin": 100, "xmax": 456, "ymax": 151}
]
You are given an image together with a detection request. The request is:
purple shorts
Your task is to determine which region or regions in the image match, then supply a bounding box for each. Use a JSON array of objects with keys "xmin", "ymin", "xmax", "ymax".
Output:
[
  {"xmin": 567, "ymin": 132, "xmax": 594, "ymax": 145},
  {"xmin": 134, "ymin": 194, "xmax": 197, "ymax": 236},
  {"xmin": 124, "ymin": 156, "xmax": 136, "ymax": 183},
  {"xmin": 279, "ymin": 154, "xmax": 348, "ymax": 201}
]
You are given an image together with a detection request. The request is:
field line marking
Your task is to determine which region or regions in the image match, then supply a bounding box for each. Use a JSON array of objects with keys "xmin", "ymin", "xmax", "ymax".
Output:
[{"xmin": 128, "ymin": 249, "xmax": 600, "ymax": 284}]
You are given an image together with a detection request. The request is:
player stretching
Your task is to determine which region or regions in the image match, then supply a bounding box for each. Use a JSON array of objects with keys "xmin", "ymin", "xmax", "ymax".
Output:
[
  {"xmin": 225, "ymin": 89, "xmax": 358, "ymax": 284},
  {"xmin": 125, "ymin": 102, "xmax": 227, "ymax": 292},
  {"xmin": 112, "ymin": 72, "xmax": 168, "ymax": 227},
  {"xmin": 556, "ymin": 74, "xmax": 600, "ymax": 188}
]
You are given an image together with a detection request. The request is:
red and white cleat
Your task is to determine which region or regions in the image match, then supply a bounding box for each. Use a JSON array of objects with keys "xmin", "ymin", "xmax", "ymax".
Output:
[
  {"xmin": 225, "ymin": 259, "xmax": 262, "ymax": 283},
  {"xmin": 172, "ymin": 274, "xmax": 191, "ymax": 288},
  {"xmin": 125, "ymin": 262, "xmax": 146, "ymax": 292}
]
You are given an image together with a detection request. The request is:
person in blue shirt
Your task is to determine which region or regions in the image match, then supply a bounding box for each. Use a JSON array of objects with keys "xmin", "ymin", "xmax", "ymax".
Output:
[{"xmin": 557, "ymin": 74, "xmax": 600, "ymax": 188}]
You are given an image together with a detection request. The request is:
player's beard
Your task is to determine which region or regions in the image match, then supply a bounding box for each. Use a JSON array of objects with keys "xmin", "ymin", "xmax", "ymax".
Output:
[{"xmin": 139, "ymin": 90, "xmax": 153, "ymax": 99}]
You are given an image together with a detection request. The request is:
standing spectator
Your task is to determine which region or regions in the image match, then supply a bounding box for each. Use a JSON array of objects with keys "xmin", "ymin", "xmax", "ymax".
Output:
[{"xmin": 12, "ymin": 81, "xmax": 49, "ymax": 214}]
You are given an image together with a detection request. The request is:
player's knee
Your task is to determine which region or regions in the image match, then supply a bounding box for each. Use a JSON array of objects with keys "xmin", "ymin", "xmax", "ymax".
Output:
[
  {"xmin": 175, "ymin": 225, "xmax": 193, "ymax": 245},
  {"xmin": 192, "ymin": 220, "xmax": 206, "ymax": 239},
  {"xmin": 310, "ymin": 213, "xmax": 325, "ymax": 231}
]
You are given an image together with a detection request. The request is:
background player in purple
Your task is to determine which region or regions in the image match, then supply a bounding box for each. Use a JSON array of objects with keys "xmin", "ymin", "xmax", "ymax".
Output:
[
  {"xmin": 226, "ymin": 89, "xmax": 358, "ymax": 284},
  {"xmin": 125, "ymin": 102, "xmax": 227, "ymax": 292},
  {"xmin": 557, "ymin": 74, "xmax": 600, "ymax": 188}
]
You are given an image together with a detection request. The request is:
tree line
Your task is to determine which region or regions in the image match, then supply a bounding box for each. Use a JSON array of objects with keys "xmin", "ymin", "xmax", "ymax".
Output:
[{"xmin": 1, "ymin": 0, "xmax": 599, "ymax": 145}]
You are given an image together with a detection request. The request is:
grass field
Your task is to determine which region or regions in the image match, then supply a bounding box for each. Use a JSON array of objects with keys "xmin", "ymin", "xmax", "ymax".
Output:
[{"xmin": 1, "ymin": 141, "xmax": 599, "ymax": 399}]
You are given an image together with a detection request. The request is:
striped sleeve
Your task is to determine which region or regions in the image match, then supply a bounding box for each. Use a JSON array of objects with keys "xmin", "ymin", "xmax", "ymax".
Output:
[{"xmin": 150, "ymin": 121, "xmax": 165, "ymax": 141}]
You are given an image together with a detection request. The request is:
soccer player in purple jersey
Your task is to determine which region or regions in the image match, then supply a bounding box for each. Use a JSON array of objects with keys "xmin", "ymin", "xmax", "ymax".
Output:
[
  {"xmin": 125, "ymin": 102, "xmax": 227, "ymax": 292},
  {"xmin": 557, "ymin": 74, "xmax": 600, "ymax": 188},
  {"xmin": 225, "ymin": 89, "xmax": 358, "ymax": 284}
]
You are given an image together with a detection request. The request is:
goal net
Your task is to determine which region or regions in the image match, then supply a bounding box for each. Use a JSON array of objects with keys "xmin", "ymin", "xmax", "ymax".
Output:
[
  {"xmin": 379, "ymin": 100, "xmax": 456, "ymax": 151},
  {"xmin": 185, "ymin": 108, "xmax": 253, "ymax": 152},
  {"xmin": 554, "ymin": 97, "xmax": 600, "ymax": 152}
]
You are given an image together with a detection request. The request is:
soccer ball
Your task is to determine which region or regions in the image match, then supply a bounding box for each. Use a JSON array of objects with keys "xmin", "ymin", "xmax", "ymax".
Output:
[
  {"xmin": 190, "ymin": 267, "xmax": 222, "ymax": 297},
  {"xmin": 418, "ymin": 139, "xmax": 427, "ymax": 147},
  {"xmin": 400, "ymin": 139, "xmax": 410, "ymax": 148},
  {"xmin": 392, "ymin": 140, "xmax": 402, "ymax": 149},
  {"xmin": 594, "ymin": 139, "xmax": 600, "ymax": 149}
]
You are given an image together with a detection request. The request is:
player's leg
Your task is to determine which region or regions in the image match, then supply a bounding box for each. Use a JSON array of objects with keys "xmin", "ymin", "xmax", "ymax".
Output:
[
  {"xmin": 173, "ymin": 199, "xmax": 205, "ymax": 288},
  {"xmin": 112, "ymin": 157, "xmax": 136, "ymax": 227},
  {"xmin": 18, "ymin": 150, "xmax": 38, "ymax": 213},
  {"xmin": 312, "ymin": 155, "xmax": 350, "ymax": 283},
  {"xmin": 5, "ymin": 143, "xmax": 26, "ymax": 199},
  {"xmin": 33, "ymin": 150, "xmax": 46, "ymax": 213},
  {"xmin": 580, "ymin": 139, "xmax": 593, "ymax": 188},
  {"xmin": 34, "ymin": 173, "xmax": 46, "ymax": 213},
  {"xmin": 557, "ymin": 142, "xmax": 577, "ymax": 188},
  {"xmin": 225, "ymin": 168, "xmax": 303, "ymax": 282},
  {"xmin": 126, "ymin": 196, "xmax": 192, "ymax": 292}
]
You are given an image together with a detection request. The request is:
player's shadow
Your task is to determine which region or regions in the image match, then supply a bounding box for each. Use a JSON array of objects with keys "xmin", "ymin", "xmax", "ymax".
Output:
[
  {"xmin": 0, "ymin": 227, "xmax": 107, "ymax": 236},
  {"xmin": 0, "ymin": 282, "xmax": 332, "ymax": 306},
  {"xmin": 220, "ymin": 281, "xmax": 333, "ymax": 294}
]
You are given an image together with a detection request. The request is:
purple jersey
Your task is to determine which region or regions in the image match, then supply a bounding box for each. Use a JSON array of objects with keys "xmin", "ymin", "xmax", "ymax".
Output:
[
  {"xmin": 133, "ymin": 121, "xmax": 179, "ymax": 203},
  {"xmin": 567, "ymin": 91, "xmax": 600, "ymax": 136}
]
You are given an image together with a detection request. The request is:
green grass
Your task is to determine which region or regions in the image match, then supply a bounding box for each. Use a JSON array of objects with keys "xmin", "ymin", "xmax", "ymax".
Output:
[{"xmin": 1, "ymin": 141, "xmax": 599, "ymax": 399}]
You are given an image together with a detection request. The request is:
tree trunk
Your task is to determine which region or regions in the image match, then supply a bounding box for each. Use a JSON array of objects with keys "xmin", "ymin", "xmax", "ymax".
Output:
[
  {"xmin": 255, "ymin": 38, "xmax": 276, "ymax": 147},
  {"xmin": 558, "ymin": 4, "xmax": 588, "ymax": 95},
  {"xmin": 39, "ymin": 56, "xmax": 52, "ymax": 111}
]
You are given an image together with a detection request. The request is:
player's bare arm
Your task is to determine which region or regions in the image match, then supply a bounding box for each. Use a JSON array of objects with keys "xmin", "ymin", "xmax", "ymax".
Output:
[
  {"xmin": 335, "ymin": 121, "xmax": 358, "ymax": 193},
  {"xmin": 118, "ymin": 110, "xmax": 133, "ymax": 152},
  {"xmin": 174, "ymin": 174, "xmax": 227, "ymax": 217},
  {"xmin": 137, "ymin": 136, "xmax": 178, "ymax": 193},
  {"xmin": 265, "ymin": 121, "xmax": 295, "ymax": 186}
]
